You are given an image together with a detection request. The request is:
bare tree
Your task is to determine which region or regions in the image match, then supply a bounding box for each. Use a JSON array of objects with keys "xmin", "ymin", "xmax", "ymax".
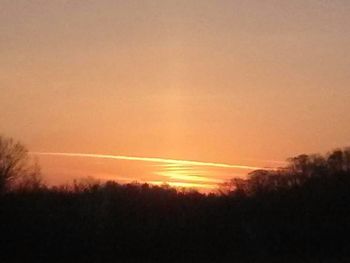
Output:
[{"xmin": 0, "ymin": 135, "xmax": 41, "ymax": 192}]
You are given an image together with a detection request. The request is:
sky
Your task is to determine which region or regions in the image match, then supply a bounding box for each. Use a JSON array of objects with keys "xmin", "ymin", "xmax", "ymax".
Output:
[{"xmin": 1, "ymin": 0, "xmax": 350, "ymax": 190}]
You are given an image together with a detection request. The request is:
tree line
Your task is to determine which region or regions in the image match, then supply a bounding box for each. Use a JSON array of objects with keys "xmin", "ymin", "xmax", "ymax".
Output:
[{"xmin": 1, "ymin": 135, "xmax": 350, "ymax": 262}]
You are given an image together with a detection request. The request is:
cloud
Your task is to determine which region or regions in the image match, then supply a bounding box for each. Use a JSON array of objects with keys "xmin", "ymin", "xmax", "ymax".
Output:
[{"xmin": 30, "ymin": 152, "xmax": 267, "ymax": 170}]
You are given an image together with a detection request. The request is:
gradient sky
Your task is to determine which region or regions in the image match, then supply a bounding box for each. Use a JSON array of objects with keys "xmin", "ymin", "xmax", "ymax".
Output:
[{"xmin": 1, "ymin": 1, "xmax": 350, "ymax": 190}]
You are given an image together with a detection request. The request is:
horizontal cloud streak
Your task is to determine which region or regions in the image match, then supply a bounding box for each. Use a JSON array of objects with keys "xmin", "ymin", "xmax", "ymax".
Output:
[
  {"xmin": 30, "ymin": 152, "xmax": 267, "ymax": 170},
  {"xmin": 149, "ymin": 181, "xmax": 218, "ymax": 189}
]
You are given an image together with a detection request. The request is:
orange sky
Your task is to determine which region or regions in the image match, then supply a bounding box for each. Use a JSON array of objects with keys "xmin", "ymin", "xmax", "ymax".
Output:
[{"xmin": 1, "ymin": 1, "xmax": 350, "ymax": 190}]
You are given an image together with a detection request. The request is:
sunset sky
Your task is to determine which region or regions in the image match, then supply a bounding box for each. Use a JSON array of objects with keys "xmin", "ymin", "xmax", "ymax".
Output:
[{"xmin": 1, "ymin": 1, "xmax": 350, "ymax": 190}]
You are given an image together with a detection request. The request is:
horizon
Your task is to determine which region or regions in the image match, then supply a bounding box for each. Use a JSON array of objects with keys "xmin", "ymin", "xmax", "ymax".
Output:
[{"xmin": 29, "ymin": 150, "xmax": 284, "ymax": 191}]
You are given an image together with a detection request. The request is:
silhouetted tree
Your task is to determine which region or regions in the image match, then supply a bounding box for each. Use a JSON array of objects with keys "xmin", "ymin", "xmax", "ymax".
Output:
[
  {"xmin": 0, "ymin": 136, "xmax": 41, "ymax": 193},
  {"xmin": 14, "ymin": 161, "xmax": 43, "ymax": 192}
]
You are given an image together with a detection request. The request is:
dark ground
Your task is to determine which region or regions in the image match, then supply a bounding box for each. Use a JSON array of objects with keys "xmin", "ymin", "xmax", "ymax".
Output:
[{"xmin": 1, "ymin": 149, "xmax": 350, "ymax": 262}]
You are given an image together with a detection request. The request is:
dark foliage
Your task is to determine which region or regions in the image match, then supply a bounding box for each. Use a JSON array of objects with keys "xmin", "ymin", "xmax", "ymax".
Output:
[{"xmin": 1, "ymin": 147, "xmax": 350, "ymax": 262}]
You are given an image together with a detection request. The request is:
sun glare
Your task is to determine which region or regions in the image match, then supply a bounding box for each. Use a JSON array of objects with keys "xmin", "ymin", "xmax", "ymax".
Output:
[{"xmin": 32, "ymin": 152, "xmax": 254, "ymax": 191}]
